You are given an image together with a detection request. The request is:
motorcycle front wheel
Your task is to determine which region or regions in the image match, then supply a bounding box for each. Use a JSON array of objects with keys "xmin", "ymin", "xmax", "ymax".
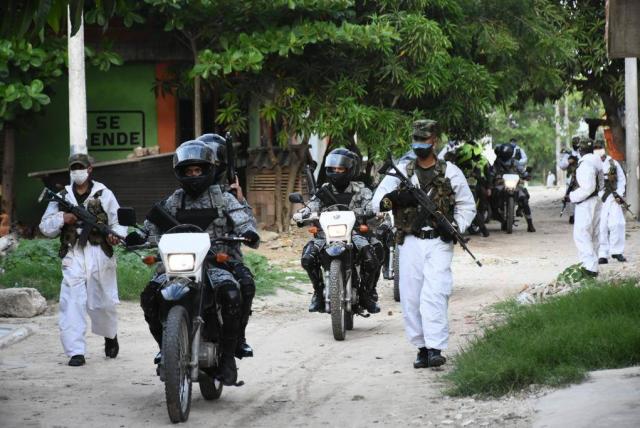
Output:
[
  {"xmin": 163, "ymin": 305, "xmax": 192, "ymax": 423},
  {"xmin": 506, "ymin": 196, "xmax": 515, "ymax": 234},
  {"xmin": 329, "ymin": 259, "xmax": 346, "ymax": 341},
  {"xmin": 199, "ymin": 370, "xmax": 223, "ymax": 401}
]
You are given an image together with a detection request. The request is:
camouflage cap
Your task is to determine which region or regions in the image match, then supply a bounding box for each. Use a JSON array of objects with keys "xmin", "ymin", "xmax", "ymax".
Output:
[
  {"xmin": 68, "ymin": 153, "xmax": 92, "ymax": 168},
  {"xmin": 412, "ymin": 119, "xmax": 438, "ymax": 140},
  {"xmin": 594, "ymin": 138, "xmax": 605, "ymax": 149},
  {"xmin": 578, "ymin": 137, "xmax": 594, "ymax": 152}
]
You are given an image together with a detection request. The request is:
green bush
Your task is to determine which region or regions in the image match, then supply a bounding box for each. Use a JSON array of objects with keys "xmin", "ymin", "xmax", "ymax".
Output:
[
  {"xmin": 446, "ymin": 281, "xmax": 640, "ymax": 397},
  {"xmin": 0, "ymin": 240, "xmax": 305, "ymax": 300}
]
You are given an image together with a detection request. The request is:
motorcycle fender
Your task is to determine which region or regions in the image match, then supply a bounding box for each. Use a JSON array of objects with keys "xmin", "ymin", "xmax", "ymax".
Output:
[
  {"xmin": 161, "ymin": 281, "xmax": 191, "ymax": 301},
  {"xmin": 325, "ymin": 244, "xmax": 346, "ymax": 257}
]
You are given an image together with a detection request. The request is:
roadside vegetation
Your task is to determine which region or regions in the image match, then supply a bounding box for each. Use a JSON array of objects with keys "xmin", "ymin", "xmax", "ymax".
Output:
[
  {"xmin": 0, "ymin": 239, "xmax": 304, "ymax": 300},
  {"xmin": 446, "ymin": 279, "xmax": 640, "ymax": 397}
]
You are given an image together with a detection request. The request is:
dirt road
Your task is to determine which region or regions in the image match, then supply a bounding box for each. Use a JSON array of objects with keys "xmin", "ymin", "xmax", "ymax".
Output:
[{"xmin": 1, "ymin": 187, "xmax": 638, "ymax": 428}]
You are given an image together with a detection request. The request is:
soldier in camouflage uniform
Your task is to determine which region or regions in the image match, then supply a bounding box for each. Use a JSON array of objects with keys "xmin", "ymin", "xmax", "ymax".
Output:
[
  {"xmin": 130, "ymin": 141, "xmax": 260, "ymax": 386},
  {"xmin": 594, "ymin": 139, "xmax": 627, "ymax": 264},
  {"xmin": 372, "ymin": 120, "xmax": 476, "ymax": 369},
  {"xmin": 559, "ymin": 136, "xmax": 582, "ymax": 224},
  {"xmin": 40, "ymin": 154, "xmax": 127, "ymax": 367},
  {"xmin": 292, "ymin": 148, "xmax": 382, "ymax": 314},
  {"xmin": 196, "ymin": 133, "xmax": 257, "ymax": 359}
]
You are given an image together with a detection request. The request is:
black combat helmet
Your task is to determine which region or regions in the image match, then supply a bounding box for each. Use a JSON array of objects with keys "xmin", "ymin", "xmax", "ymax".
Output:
[
  {"xmin": 173, "ymin": 140, "xmax": 217, "ymax": 196},
  {"xmin": 495, "ymin": 143, "xmax": 514, "ymax": 162},
  {"xmin": 196, "ymin": 133, "xmax": 227, "ymax": 183},
  {"xmin": 324, "ymin": 148, "xmax": 360, "ymax": 191},
  {"xmin": 577, "ymin": 138, "xmax": 594, "ymax": 156}
]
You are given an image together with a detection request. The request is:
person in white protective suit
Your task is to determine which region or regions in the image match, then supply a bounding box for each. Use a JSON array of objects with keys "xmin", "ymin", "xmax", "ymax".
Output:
[
  {"xmin": 39, "ymin": 154, "xmax": 126, "ymax": 366},
  {"xmin": 595, "ymin": 140, "xmax": 627, "ymax": 264},
  {"xmin": 566, "ymin": 138, "xmax": 604, "ymax": 277},
  {"xmin": 546, "ymin": 171, "xmax": 556, "ymax": 188},
  {"xmin": 559, "ymin": 136, "xmax": 582, "ymax": 224},
  {"xmin": 373, "ymin": 120, "xmax": 476, "ymax": 369}
]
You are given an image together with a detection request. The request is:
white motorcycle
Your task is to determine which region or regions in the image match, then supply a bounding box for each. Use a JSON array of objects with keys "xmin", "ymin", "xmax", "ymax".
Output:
[
  {"xmin": 290, "ymin": 193, "xmax": 374, "ymax": 341},
  {"xmin": 118, "ymin": 208, "xmax": 247, "ymax": 423}
]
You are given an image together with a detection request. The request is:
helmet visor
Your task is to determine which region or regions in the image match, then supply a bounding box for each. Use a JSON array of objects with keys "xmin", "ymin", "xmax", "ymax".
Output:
[
  {"xmin": 173, "ymin": 143, "xmax": 214, "ymax": 168},
  {"xmin": 325, "ymin": 153, "xmax": 355, "ymax": 170}
]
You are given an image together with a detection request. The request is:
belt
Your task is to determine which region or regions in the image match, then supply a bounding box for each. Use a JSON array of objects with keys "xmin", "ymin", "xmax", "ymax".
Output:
[{"xmin": 412, "ymin": 229, "xmax": 440, "ymax": 240}]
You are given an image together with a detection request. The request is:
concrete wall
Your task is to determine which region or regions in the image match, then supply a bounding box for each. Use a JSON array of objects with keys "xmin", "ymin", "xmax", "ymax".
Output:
[{"xmin": 15, "ymin": 64, "xmax": 158, "ymax": 224}]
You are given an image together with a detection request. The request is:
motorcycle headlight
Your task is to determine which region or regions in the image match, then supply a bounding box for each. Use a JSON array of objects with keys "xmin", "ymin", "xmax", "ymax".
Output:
[
  {"xmin": 503, "ymin": 174, "xmax": 520, "ymax": 190},
  {"xmin": 167, "ymin": 253, "xmax": 196, "ymax": 272},
  {"xmin": 326, "ymin": 224, "xmax": 348, "ymax": 238}
]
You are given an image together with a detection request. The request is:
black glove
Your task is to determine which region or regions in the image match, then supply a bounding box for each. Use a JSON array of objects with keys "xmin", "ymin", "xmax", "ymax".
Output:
[
  {"xmin": 436, "ymin": 218, "xmax": 456, "ymax": 243},
  {"xmin": 125, "ymin": 232, "xmax": 145, "ymax": 246},
  {"xmin": 568, "ymin": 155, "xmax": 578, "ymax": 164},
  {"xmin": 242, "ymin": 230, "xmax": 260, "ymax": 245},
  {"xmin": 383, "ymin": 189, "xmax": 417, "ymax": 208}
]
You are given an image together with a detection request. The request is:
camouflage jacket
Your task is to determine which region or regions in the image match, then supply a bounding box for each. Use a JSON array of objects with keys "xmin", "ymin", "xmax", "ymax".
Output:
[{"xmin": 303, "ymin": 181, "xmax": 374, "ymax": 218}]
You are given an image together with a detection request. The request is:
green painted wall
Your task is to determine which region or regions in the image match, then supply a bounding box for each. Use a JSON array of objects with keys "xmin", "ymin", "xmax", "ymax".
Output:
[{"xmin": 15, "ymin": 63, "xmax": 158, "ymax": 224}]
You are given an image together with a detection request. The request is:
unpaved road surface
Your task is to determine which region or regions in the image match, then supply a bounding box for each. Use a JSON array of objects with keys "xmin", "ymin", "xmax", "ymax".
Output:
[{"xmin": 1, "ymin": 187, "xmax": 638, "ymax": 428}]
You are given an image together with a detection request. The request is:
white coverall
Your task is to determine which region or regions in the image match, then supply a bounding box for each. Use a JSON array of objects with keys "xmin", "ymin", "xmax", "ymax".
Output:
[
  {"xmin": 372, "ymin": 161, "xmax": 476, "ymax": 350},
  {"xmin": 569, "ymin": 154, "xmax": 604, "ymax": 272},
  {"xmin": 39, "ymin": 181, "xmax": 126, "ymax": 357},
  {"xmin": 598, "ymin": 156, "xmax": 626, "ymax": 258}
]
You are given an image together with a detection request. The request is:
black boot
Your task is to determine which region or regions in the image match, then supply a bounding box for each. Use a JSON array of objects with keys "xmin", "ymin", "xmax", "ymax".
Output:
[
  {"xmin": 526, "ymin": 218, "xmax": 536, "ymax": 233},
  {"xmin": 413, "ymin": 347, "xmax": 429, "ymax": 369},
  {"xmin": 598, "ymin": 257, "xmax": 608, "ymax": 265},
  {"xmin": 569, "ymin": 215, "xmax": 575, "ymax": 224},
  {"xmin": 309, "ymin": 286, "xmax": 325, "ymax": 312},
  {"xmin": 612, "ymin": 254, "xmax": 627, "ymax": 262},
  {"xmin": 480, "ymin": 224, "xmax": 490, "ymax": 237},
  {"xmin": 218, "ymin": 338, "xmax": 238, "ymax": 386},
  {"xmin": 68, "ymin": 355, "xmax": 85, "ymax": 367},
  {"xmin": 235, "ymin": 339, "xmax": 253, "ymax": 359},
  {"xmin": 360, "ymin": 293, "xmax": 380, "ymax": 314},
  {"xmin": 427, "ymin": 348, "xmax": 446, "ymax": 367},
  {"xmin": 105, "ymin": 335, "xmax": 119, "ymax": 358}
]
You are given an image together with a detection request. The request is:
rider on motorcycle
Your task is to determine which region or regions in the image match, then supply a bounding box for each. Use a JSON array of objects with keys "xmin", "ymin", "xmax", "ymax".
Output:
[
  {"xmin": 492, "ymin": 143, "xmax": 536, "ymax": 232},
  {"xmin": 128, "ymin": 140, "xmax": 260, "ymax": 386},
  {"xmin": 450, "ymin": 141, "xmax": 492, "ymax": 237},
  {"xmin": 293, "ymin": 148, "xmax": 382, "ymax": 315}
]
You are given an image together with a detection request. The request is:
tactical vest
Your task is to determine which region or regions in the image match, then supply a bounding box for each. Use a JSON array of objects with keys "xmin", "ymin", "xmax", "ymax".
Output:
[
  {"xmin": 59, "ymin": 189, "xmax": 113, "ymax": 258},
  {"xmin": 395, "ymin": 160, "xmax": 455, "ymax": 244}
]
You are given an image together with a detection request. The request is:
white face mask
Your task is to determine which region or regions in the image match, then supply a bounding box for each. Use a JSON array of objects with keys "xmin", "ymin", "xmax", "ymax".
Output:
[
  {"xmin": 593, "ymin": 149, "xmax": 606, "ymax": 159},
  {"xmin": 70, "ymin": 169, "xmax": 89, "ymax": 185}
]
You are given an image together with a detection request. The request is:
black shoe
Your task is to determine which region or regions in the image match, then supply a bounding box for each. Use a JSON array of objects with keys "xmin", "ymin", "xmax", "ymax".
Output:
[
  {"xmin": 68, "ymin": 355, "xmax": 85, "ymax": 367},
  {"xmin": 361, "ymin": 297, "xmax": 380, "ymax": 314},
  {"xmin": 598, "ymin": 257, "xmax": 608, "ymax": 265},
  {"xmin": 105, "ymin": 335, "xmax": 119, "ymax": 358},
  {"xmin": 217, "ymin": 354, "xmax": 238, "ymax": 386},
  {"xmin": 154, "ymin": 351, "xmax": 162, "ymax": 365},
  {"xmin": 581, "ymin": 267, "xmax": 598, "ymax": 278},
  {"xmin": 569, "ymin": 215, "xmax": 575, "ymax": 225},
  {"xmin": 612, "ymin": 254, "xmax": 627, "ymax": 262},
  {"xmin": 427, "ymin": 348, "xmax": 446, "ymax": 367},
  {"xmin": 235, "ymin": 340, "xmax": 254, "ymax": 359},
  {"xmin": 308, "ymin": 290, "xmax": 325, "ymax": 313},
  {"xmin": 481, "ymin": 228, "xmax": 490, "ymax": 237},
  {"xmin": 526, "ymin": 220, "xmax": 536, "ymax": 233},
  {"xmin": 413, "ymin": 347, "xmax": 429, "ymax": 369}
]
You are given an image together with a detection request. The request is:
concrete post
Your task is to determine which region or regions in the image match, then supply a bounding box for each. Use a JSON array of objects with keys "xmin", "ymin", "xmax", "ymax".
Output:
[
  {"xmin": 555, "ymin": 101, "xmax": 564, "ymax": 186},
  {"xmin": 68, "ymin": 8, "xmax": 87, "ymax": 156},
  {"xmin": 625, "ymin": 58, "xmax": 639, "ymax": 218}
]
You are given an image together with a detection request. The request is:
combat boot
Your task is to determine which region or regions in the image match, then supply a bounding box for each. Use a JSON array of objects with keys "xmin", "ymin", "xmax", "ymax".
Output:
[
  {"xmin": 308, "ymin": 286, "xmax": 325, "ymax": 312},
  {"xmin": 526, "ymin": 218, "xmax": 536, "ymax": 233},
  {"xmin": 218, "ymin": 338, "xmax": 238, "ymax": 386},
  {"xmin": 612, "ymin": 254, "xmax": 627, "ymax": 262}
]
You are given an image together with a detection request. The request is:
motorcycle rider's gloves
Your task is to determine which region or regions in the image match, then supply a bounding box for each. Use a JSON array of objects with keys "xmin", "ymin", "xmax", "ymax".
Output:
[
  {"xmin": 125, "ymin": 232, "xmax": 146, "ymax": 246},
  {"xmin": 242, "ymin": 231, "xmax": 260, "ymax": 246}
]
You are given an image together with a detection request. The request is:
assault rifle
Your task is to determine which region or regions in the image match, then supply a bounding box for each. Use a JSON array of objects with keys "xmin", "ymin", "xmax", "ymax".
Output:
[
  {"xmin": 38, "ymin": 188, "xmax": 124, "ymax": 245},
  {"xmin": 224, "ymin": 132, "xmax": 237, "ymax": 190},
  {"xmin": 560, "ymin": 174, "xmax": 578, "ymax": 217},
  {"xmin": 378, "ymin": 153, "xmax": 482, "ymax": 267},
  {"xmin": 304, "ymin": 163, "xmax": 318, "ymax": 196},
  {"xmin": 612, "ymin": 192, "xmax": 637, "ymax": 219}
]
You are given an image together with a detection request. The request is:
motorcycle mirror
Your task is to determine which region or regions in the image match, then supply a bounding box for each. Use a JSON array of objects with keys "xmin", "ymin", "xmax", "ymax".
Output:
[
  {"xmin": 288, "ymin": 192, "xmax": 304, "ymax": 204},
  {"xmin": 118, "ymin": 207, "xmax": 137, "ymax": 226}
]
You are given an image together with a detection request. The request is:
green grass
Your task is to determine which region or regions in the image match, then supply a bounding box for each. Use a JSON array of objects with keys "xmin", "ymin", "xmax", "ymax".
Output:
[
  {"xmin": 446, "ymin": 280, "xmax": 640, "ymax": 397},
  {"xmin": 244, "ymin": 252, "xmax": 306, "ymax": 296},
  {"xmin": 0, "ymin": 239, "xmax": 305, "ymax": 300}
]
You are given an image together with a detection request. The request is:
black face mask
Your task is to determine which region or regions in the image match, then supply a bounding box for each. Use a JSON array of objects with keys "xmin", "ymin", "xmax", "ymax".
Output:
[
  {"xmin": 413, "ymin": 147, "xmax": 433, "ymax": 159},
  {"xmin": 326, "ymin": 171, "xmax": 350, "ymax": 192}
]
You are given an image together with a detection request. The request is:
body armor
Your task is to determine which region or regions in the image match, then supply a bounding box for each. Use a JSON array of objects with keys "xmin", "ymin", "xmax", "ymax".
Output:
[
  {"xmin": 59, "ymin": 189, "xmax": 113, "ymax": 258},
  {"xmin": 394, "ymin": 160, "xmax": 455, "ymax": 244}
]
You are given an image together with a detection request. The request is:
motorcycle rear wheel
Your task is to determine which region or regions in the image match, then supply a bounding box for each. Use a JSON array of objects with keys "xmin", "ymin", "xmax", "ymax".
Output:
[
  {"xmin": 163, "ymin": 305, "xmax": 192, "ymax": 423},
  {"xmin": 199, "ymin": 370, "xmax": 223, "ymax": 401},
  {"xmin": 329, "ymin": 259, "xmax": 346, "ymax": 341}
]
